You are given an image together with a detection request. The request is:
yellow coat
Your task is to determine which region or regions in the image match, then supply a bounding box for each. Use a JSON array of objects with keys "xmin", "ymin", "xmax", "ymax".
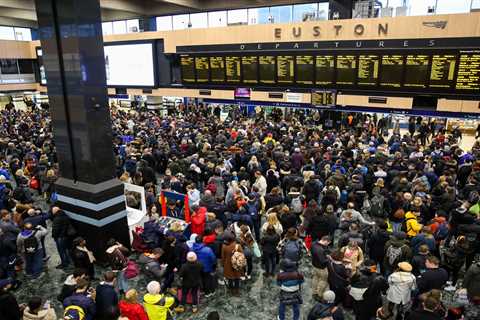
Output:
[
  {"xmin": 405, "ymin": 212, "xmax": 422, "ymax": 237},
  {"xmin": 143, "ymin": 293, "xmax": 175, "ymax": 320}
]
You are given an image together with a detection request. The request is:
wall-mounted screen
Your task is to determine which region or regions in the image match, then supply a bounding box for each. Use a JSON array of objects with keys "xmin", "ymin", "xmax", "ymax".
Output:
[
  {"xmin": 226, "ymin": 56, "xmax": 241, "ymax": 83},
  {"xmin": 242, "ymin": 56, "xmax": 258, "ymax": 84},
  {"xmin": 195, "ymin": 57, "xmax": 209, "ymax": 83},
  {"xmin": 259, "ymin": 56, "xmax": 275, "ymax": 84},
  {"xmin": 104, "ymin": 43, "xmax": 155, "ymax": 87},
  {"xmin": 404, "ymin": 55, "xmax": 429, "ymax": 88},
  {"xmin": 315, "ymin": 55, "xmax": 335, "ymax": 85},
  {"xmin": 380, "ymin": 55, "xmax": 404, "ymax": 88},
  {"xmin": 336, "ymin": 55, "xmax": 356, "ymax": 85},
  {"xmin": 277, "ymin": 55, "xmax": 294, "ymax": 84},
  {"xmin": 357, "ymin": 55, "xmax": 379, "ymax": 86},
  {"xmin": 209, "ymin": 56, "xmax": 225, "ymax": 83},
  {"xmin": 235, "ymin": 87, "xmax": 251, "ymax": 98},
  {"xmin": 180, "ymin": 55, "xmax": 195, "ymax": 82},
  {"xmin": 456, "ymin": 52, "xmax": 480, "ymax": 91},
  {"xmin": 296, "ymin": 55, "xmax": 314, "ymax": 85},
  {"xmin": 429, "ymin": 54, "xmax": 456, "ymax": 89}
]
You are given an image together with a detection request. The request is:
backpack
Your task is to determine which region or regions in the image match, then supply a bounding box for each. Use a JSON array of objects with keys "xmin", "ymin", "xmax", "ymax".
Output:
[
  {"xmin": 24, "ymin": 230, "xmax": 39, "ymax": 254},
  {"xmin": 63, "ymin": 305, "xmax": 85, "ymax": 320},
  {"xmin": 370, "ymin": 194, "xmax": 385, "ymax": 218},
  {"xmin": 124, "ymin": 260, "xmax": 139, "ymax": 279},
  {"xmin": 290, "ymin": 197, "xmax": 303, "ymax": 214},
  {"xmin": 231, "ymin": 244, "xmax": 247, "ymax": 271},
  {"xmin": 245, "ymin": 201, "xmax": 259, "ymax": 217},
  {"xmin": 282, "ymin": 239, "xmax": 302, "ymax": 262},
  {"xmin": 386, "ymin": 244, "xmax": 406, "ymax": 266},
  {"xmin": 434, "ymin": 221, "xmax": 449, "ymax": 241},
  {"xmin": 401, "ymin": 217, "xmax": 415, "ymax": 233}
]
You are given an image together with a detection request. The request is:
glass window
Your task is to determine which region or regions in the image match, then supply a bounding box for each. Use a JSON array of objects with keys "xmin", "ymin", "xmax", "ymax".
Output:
[
  {"xmin": 0, "ymin": 26, "xmax": 15, "ymax": 40},
  {"xmin": 269, "ymin": 5, "xmax": 293, "ymax": 23},
  {"xmin": 172, "ymin": 14, "xmax": 189, "ymax": 30},
  {"xmin": 190, "ymin": 13, "xmax": 208, "ymax": 29},
  {"xmin": 156, "ymin": 16, "xmax": 172, "ymax": 31},
  {"xmin": 228, "ymin": 9, "xmax": 248, "ymax": 25},
  {"xmin": 407, "ymin": 0, "xmax": 436, "ymax": 16},
  {"xmin": 13, "ymin": 27, "xmax": 31, "ymax": 41},
  {"xmin": 208, "ymin": 11, "xmax": 227, "ymax": 27},
  {"xmin": 126, "ymin": 19, "xmax": 139, "ymax": 33},
  {"xmin": 293, "ymin": 3, "xmax": 318, "ymax": 22},
  {"xmin": 112, "ymin": 20, "xmax": 127, "ymax": 34},
  {"xmin": 436, "ymin": 0, "xmax": 471, "ymax": 14},
  {"xmin": 0, "ymin": 59, "xmax": 19, "ymax": 74},
  {"xmin": 102, "ymin": 22, "xmax": 113, "ymax": 35},
  {"xmin": 473, "ymin": 0, "xmax": 480, "ymax": 9},
  {"xmin": 318, "ymin": 2, "xmax": 329, "ymax": 20},
  {"xmin": 248, "ymin": 7, "xmax": 270, "ymax": 24}
]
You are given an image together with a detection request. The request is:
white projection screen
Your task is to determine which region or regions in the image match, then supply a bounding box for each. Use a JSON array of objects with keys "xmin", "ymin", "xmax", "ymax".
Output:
[{"xmin": 104, "ymin": 43, "xmax": 155, "ymax": 87}]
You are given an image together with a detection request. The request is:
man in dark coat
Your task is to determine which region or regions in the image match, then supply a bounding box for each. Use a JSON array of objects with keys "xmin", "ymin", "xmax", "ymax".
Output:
[
  {"xmin": 95, "ymin": 271, "xmax": 119, "ymax": 320},
  {"xmin": 50, "ymin": 206, "xmax": 72, "ymax": 269}
]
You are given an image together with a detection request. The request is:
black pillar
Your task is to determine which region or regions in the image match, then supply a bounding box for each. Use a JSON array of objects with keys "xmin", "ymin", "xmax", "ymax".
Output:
[{"xmin": 34, "ymin": 0, "xmax": 129, "ymax": 258}]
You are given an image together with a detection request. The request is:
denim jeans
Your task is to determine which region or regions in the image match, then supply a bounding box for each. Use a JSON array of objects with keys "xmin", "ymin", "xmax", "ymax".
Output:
[
  {"xmin": 25, "ymin": 250, "xmax": 43, "ymax": 278},
  {"xmin": 264, "ymin": 253, "xmax": 276, "ymax": 274},
  {"xmin": 54, "ymin": 237, "xmax": 71, "ymax": 267},
  {"xmin": 117, "ymin": 270, "xmax": 129, "ymax": 292},
  {"xmin": 279, "ymin": 302, "xmax": 300, "ymax": 320}
]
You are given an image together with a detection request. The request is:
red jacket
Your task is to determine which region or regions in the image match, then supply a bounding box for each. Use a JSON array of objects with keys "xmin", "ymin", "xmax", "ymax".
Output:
[
  {"xmin": 191, "ymin": 207, "xmax": 207, "ymax": 236},
  {"xmin": 118, "ymin": 300, "xmax": 149, "ymax": 320}
]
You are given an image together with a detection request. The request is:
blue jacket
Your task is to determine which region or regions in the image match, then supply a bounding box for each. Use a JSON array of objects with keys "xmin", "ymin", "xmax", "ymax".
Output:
[
  {"xmin": 95, "ymin": 283, "xmax": 118, "ymax": 317},
  {"xmin": 63, "ymin": 292, "xmax": 96, "ymax": 320},
  {"xmin": 191, "ymin": 242, "xmax": 216, "ymax": 273}
]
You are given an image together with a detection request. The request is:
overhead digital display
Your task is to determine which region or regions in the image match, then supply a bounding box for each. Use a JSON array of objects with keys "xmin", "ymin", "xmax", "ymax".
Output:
[
  {"xmin": 404, "ymin": 55, "xmax": 429, "ymax": 88},
  {"xmin": 380, "ymin": 55, "xmax": 404, "ymax": 88},
  {"xmin": 357, "ymin": 55, "xmax": 379, "ymax": 86},
  {"xmin": 296, "ymin": 55, "xmax": 314, "ymax": 85},
  {"xmin": 180, "ymin": 55, "xmax": 195, "ymax": 83},
  {"xmin": 195, "ymin": 57, "xmax": 210, "ymax": 83},
  {"xmin": 336, "ymin": 55, "xmax": 356, "ymax": 85},
  {"xmin": 315, "ymin": 56, "xmax": 335, "ymax": 85},
  {"xmin": 429, "ymin": 54, "xmax": 456, "ymax": 88},
  {"xmin": 259, "ymin": 56, "xmax": 275, "ymax": 84},
  {"xmin": 209, "ymin": 56, "xmax": 225, "ymax": 83},
  {"xmin": 104, "ymin": 43, "xmax": 155, "ymax": 87},
  {"xmin": 277, "ymin": 55, "xmax": 294, "ymax": 84},
  {"xmin": 311, "ymin": 90, "xmax": 336, "ymax": 106},
  {"xmin": 456, "ymin": 53, "xmax": 480, "ymax": 90},
  {"xmin": 225, "ymin": 56, "xmax": 241, "ymax": 83},
  {"xmin": 242, "ymin": 56, "xmax": 258, "ymax": 84}
]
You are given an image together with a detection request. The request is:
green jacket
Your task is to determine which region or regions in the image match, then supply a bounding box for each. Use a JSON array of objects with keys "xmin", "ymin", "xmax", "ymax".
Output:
[{"xmin": 143, "ymin": 293, "xmax": 174, "ymax": 320}]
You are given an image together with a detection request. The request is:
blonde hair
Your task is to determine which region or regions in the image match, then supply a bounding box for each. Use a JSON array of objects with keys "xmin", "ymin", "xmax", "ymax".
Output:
[
  {"xmin": 267, "ymin": 212, "xmax": 280, "ymax": 226},
  {"xmin": 125, "ymin": 289, "xmax": 138, "ymax": 303}
]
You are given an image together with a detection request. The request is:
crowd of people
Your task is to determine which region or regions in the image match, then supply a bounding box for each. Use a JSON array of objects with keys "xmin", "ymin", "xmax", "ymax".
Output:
[{"xmin": 0, "ymin": 103, "xmax": 480, "ymax": 320}]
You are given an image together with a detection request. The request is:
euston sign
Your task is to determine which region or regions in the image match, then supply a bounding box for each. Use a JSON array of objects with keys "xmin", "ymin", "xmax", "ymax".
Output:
[{"xmin": 274, "ymin": 23, "xmax": 389, "ymax": 39}]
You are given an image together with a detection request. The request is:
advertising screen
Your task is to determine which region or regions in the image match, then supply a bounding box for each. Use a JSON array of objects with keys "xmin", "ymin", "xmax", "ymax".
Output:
[{"xmin": 104, "ymin": 43, "xmax": 155, "ymax": 86}]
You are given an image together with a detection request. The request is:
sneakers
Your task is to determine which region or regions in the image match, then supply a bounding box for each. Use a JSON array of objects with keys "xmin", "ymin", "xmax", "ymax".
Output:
[
  {"xmin": 218, "ymin": 279, "xmax": 225, "ymax": 285},
  {"xmin": 174, "ymin": 306, "xmax": 185, "ymax": 313}
]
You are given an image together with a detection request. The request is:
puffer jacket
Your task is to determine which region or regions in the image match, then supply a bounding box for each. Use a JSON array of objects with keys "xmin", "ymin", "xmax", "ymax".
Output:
[
  {"xmin": 191, "ymin": 242, "xmax": 216, "ymax": 273},
  {"xmin": 405, "ymin": 212, "xmax": 422, "ymax": 237},
  {"xmin": 22, "ymin": 307, "xmax": 56, "ymax": 320},
  {"xmin": 143, "ymin": 293, "xmax": 174, "ymax": 320},
  {"xmin": 118, "ymin": 300, "xmax": 148, "ymax": 320}
]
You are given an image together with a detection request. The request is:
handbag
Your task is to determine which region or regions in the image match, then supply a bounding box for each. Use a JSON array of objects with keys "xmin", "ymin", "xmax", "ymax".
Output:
[
  {"xmin": 279, "ymin": 290, "xmax": 303, "ymax": 305},
  {"xmin": 252, "ymin": 241, "xmax": 261, "ymax": 258},
  {"xmin": 125, "ymin": 260, "xmax": 139, "ymax": 279}
]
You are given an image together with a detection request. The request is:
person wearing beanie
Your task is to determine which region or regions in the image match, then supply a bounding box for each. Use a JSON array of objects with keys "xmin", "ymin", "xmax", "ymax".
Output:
[
  {"xmin": 307, "ymin": 290, "xmax": 344, "ymax": 320},
  {"xmin": 143, "ymin": 281, "xmax": 174, "ymax": 320},
  {"xmin": 175, "ymin": 251, "xmax": 203, "ymax": 314},
  {"xmin": 277, "ymin": 259, "xmax": 304, "ymax": 320},
  {"xmin": 387, "ymin": 262, "xmax": 416, "ymax": 319}
]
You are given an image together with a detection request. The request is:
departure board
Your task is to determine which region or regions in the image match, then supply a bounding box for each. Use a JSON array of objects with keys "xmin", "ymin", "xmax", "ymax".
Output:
[
  {"xmin": 315, "ymin": 56, "xmax": 335, "ymax": 85},
  {"xmin": 209, "ymin": 56, "xmax": 225, "ymax": 83},
  {"xmin": 380, "ymin": 55, "xmax": 404, "ymax": 88},
  {"xmin": 336, "ymin": 55, "xmax": 356, "ymax": 85},
  {"xmin": 404, "ymin": 55, "xmax": 430, "ymax": 88},
  {"xmin": 456, "ymin": 53, "xmax": 480, "ymax": 90},
  {"xmin": 242, "ymin": 56, "xmax": 258, "ymax": 84},
  {"xmin": 311, "ymin": 90, "xmax": 336, "ymax": 106},
  {"xmin": 357, "ymin": 55, "xmax": 379, "ymax": 86},
  {"xmin": 195, "ymin": 57, "xmax": 209, "ymax": 82},
  {"xmin": 225, "ymin": 56, "xmax": 241, "ymax": 83},
  {"xmin": 296, "ymin": 55, "xmax": 314, "ymax": 84},
  {"xmin": 180, "ymin": 55, "xmax": 195, "ymax": 82},
  {"xmin": 277, "ymin": 55, "xmax": 294, "ymax": 84},
  {"xmin": 429, "ymin": 54, "xmax": 456, "ymax": 88},
  {"xmin": 259, "ymin": 56, "xmax": 275, "ymax": 84}
]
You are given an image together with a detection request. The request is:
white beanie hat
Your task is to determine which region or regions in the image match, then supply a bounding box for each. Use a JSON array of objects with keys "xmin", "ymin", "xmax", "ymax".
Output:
[
  {"xmin": 323, "ymin": 290, "xmax": 335, "ymax": 303},
  {"xmin": 146, "ymin": 281, "xmax": 161, "ymax": 294},
  {"xmin": 187, "ymin": 251, "xmax": 197, "ymax": 262}
]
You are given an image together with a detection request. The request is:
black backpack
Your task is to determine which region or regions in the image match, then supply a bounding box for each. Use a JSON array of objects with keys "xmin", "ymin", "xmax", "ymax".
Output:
[{"xmin": 24, "ymin": 230, "xmax": 39, "ymax": 254}]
